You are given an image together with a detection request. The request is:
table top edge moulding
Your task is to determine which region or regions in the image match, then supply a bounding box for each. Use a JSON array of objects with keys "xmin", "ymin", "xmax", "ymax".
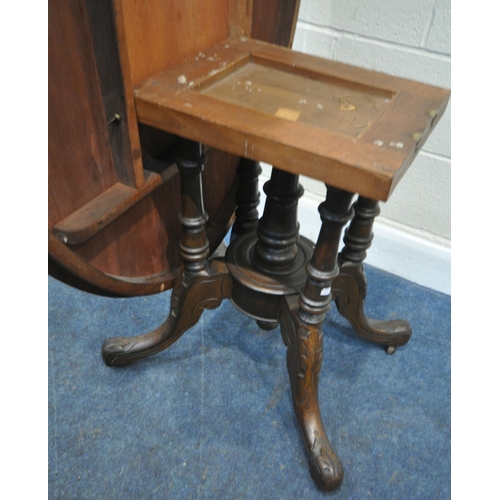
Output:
[{"xmin": 134, "ymin": 37, "xmax": 450, "ymax": 201}]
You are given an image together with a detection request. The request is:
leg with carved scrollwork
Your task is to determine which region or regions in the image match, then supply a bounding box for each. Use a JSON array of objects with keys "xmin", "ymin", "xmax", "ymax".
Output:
[
  {"xmin": 279, "ymin": 186, "xmax": 354, "ymax": 491},
  {"xmin": 101, "ymin": 140, "xmax": 231, "ymax": 367},
  {"xmin": 331, "ymin": 196, "xmax": 412, "ymax": 354}
]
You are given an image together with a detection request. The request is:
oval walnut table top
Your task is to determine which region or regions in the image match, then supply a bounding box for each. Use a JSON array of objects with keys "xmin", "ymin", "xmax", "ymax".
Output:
[{"xmin": 48, "ymin": 0, "xmax": 301, "ymax": 297}]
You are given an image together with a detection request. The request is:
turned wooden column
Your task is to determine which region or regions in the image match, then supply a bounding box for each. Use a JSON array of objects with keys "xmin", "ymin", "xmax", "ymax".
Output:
[
  {"xmin": 226, "ymin": 166, "xmax": 313, "ymax": 328},
  {"xmin": 340, "ymin": 196, "xmax": 380, "ymax": 264},
  {"xmin": 176, "ymin": 140, "xmax": 210, "ymax": 274},
  {"xmin": 231, "ymin": 158, "xmax": 262, "ymax": 241},
  {"xmin": 253, "ymin": 167, "xmax": 304, "ymax": 272},
  {"xmin": 299, "ymin": 187, "xmax": 355, "ymax": 324}
]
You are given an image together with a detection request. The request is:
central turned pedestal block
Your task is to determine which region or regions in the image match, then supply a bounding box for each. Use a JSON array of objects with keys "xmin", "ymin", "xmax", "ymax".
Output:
[
  {"xmin": 228, "ymin": 165, "xmax": 313, "ymax": 327},
  {"xmin": 227, "ymin": 232, "xmax": 313, "ymax": 324}
]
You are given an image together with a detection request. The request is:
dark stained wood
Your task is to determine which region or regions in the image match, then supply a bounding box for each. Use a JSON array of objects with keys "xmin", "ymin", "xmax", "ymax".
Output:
[
  {"xmin": 96, "ymin": 146, "xmax": 420, "ymax": 492},
  {"xmin": 101, "ymin": 256, "xmax": 232, "ymax": 365},
  {"xmin": 107, "ymin": 0, "xmax": 144, "ymax": 183},
  {"xmin": 253, "ymin": 169, "xmax": 303, "ymax": 270},
  {"xmin": 48, "ymin": 0, "xmax": 117, "ymax": 226},
  {"xmin": 84, "ymin": 0, "xmax": 143, "ymax": 188},
  {"xmin": 97, "ymin": 173, "xmax": 417, "ymax": 490},
  {"xmin": 333, "ymin": 197, "xmax": 412, "ymax": 352},
  {"xmin": 225, "ymin": 232, "xmax": 312, "ymax": 322},
  {"xmin": 101, "ymin": 259, "xmax": 231, "ymax": 367},
  {"xmin": 298, "ymin": 187, "xmax": 355, "ymax": 324},
  {"xmin": 252, "ymin": 0, "xmax": 301, "ymax": 47},
  {"xmin": 101, "ymin": 141, "xmax": 233, "ymax": 364},
  {"xmin": 278, "ymin": 295, "xmax": 343, "ymax": 492},
  {"xmin": 175, "ymin": 140, "xmax": 211, "ymax": 273},
  {"xmin": 231, "ymin": 159, "xmax": 262, "ymax": 240}
]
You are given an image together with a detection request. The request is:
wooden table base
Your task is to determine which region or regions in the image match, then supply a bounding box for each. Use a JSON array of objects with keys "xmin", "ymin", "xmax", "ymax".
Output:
[{"xmin": 101, "ymin": 140, "xmax": 412, "ymax": 492}]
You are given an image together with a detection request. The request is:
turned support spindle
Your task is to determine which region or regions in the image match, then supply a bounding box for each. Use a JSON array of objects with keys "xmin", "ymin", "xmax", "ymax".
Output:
[
  {"xmin": 299, "ymin": 187, "xmax": 355, "ymax": 324},
  {"xmin": 253, "ymin": 167, "xmax": 304, "ymax": 272},
  {"xmin": 340, "ymin": 196, "xmax": 380, "ymax": 264},
  {"xmin": 231, "ymin": 158, "xmax": 262, "ymax": 241},
  {"xmin": 175, "ymin": 140, "xmax": 210, "ymax": 274}
]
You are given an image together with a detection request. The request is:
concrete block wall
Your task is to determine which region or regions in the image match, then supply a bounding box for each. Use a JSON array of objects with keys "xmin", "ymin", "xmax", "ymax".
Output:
[{"xmin": 259, "ymin": 0, "xmax": 451, "ymax": 292}]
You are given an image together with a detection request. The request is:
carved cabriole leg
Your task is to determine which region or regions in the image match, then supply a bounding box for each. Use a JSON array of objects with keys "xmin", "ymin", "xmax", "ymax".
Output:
[
  {"xmin": 230, "ymin": 158, "xmax": 262, "ymax": 241},
  {"xmin": 332, "ymin": 196, "xmax": 412, "ymax": 354},
  {"xmin": 101, "ymin": 140, "xmax": 231, "ymax": 367},
  {"xmin": 279, "ymin": 187, "xmax": 354, "ymax": 492}
]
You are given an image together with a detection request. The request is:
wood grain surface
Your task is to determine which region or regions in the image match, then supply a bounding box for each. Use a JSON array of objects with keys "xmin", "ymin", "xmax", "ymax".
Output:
[
  {"xmin": 135, "ymin": 37, "xmax": 450, "ymax": 200},
  {"xmin": 48, "ymin": 0, "xmax": 309, "ymax": 295}
]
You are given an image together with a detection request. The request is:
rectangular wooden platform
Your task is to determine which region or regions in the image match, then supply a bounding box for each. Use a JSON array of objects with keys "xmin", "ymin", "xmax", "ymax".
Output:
[{"xmin": 134, "ymin": 37, "xmax": 450, "ymax": 201}]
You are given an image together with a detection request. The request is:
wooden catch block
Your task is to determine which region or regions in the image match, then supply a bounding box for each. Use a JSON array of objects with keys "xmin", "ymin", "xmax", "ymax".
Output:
[
  {"xmin": 135, "ymin": 37, "xmax": 450, "ymax": 201},
  {"xmin": 52, "ymin": 169, "xmax": 174, "ymax": 245}
]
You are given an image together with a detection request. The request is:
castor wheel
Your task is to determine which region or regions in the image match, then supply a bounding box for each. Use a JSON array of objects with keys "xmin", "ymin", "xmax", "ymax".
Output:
[{"xmin": 386, "ymin": 345, "xmax": 397, "ymax": 355}]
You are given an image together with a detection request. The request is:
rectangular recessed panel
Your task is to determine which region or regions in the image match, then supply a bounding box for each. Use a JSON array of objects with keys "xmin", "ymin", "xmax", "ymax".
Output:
[
  {"xmin": 198, "ymin": 61, "xmax": 394, "ymax": 138},
  {"xmin": 134, "ymin": 38, "xmax": 450, "ymax": 200}
]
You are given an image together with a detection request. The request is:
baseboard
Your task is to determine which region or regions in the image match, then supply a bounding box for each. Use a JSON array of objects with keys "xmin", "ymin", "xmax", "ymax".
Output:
[{"xmin": 257, "ymin": 183, "xmax": 451, "ymax": 295}]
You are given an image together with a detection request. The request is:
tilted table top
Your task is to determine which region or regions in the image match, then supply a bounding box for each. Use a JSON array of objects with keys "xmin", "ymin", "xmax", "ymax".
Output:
[{"xmin": 134, "ymin": 37, "xmax": 450, "ymax": 201}]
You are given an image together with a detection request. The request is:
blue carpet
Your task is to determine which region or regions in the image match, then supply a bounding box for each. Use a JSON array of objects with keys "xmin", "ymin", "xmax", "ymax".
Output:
[{"xmin": 48, "ymin": 264, "xmax": 450, "ymax": 499}]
